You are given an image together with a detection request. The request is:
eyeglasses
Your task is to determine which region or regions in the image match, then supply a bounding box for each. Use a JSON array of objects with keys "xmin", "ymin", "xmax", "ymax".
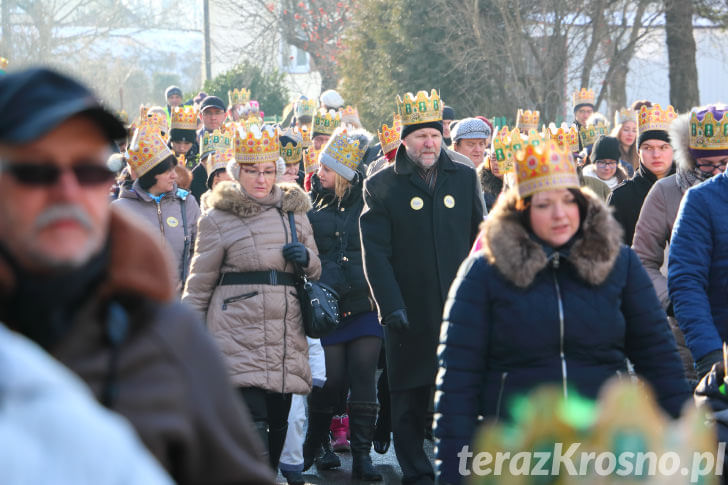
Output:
[
  {"xmin": 595, "ymin": 160, "xmax": 617, "ymax": 167},
  {"xmin": 640, "ymin": 144, "xmax": 671, "ymax": 153},
  {"xmin": 0, "ymin": 161, "xmax": 115, "ymax": 186},
  {"xmin": 241, "ymin": 167, "xmax": 276, "ymax": 179},
  {"xmin": 696, "ymin": 160, "xmax": 728, "ymax": 172}
]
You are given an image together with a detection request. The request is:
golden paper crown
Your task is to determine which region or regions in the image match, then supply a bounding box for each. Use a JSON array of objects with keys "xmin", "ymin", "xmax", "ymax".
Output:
[
  {"xmin": 242, "ymin": 115, "xmax": 263, "ymax": 130},
  {"xmin": 378, "ymin": 114, "xmax": 402, "ymax": 154},
  {"xmin": 279, "ymin": 127, "xmax": 304, "ymax": 165},
  {"xmin": 340, "ymin": 105, "xmax": 361, "ymax": 126},
  {"xmin": 491, "ymin": 126, "xmax": 516, "ymax": 174},
  {"xmin": 170, "ymin": 105, "xmax": 198, "ymax": 130},
  {"xmin": 204, "ymin": 144, "xmax": 234, "ymax": 176},
  {"xmin": 514, "ymin": 136, "xmax": 579, "ymax": 199},
  {"xmin": 320, "ymin": 127, "xmax": 367, "ymax": 180},
  {"xmin": 689, "ymin": 106, "xmax": 728, "ymax": 152},
  {"xmin": 234, "ymin": 125, "xmax": 280, "ymax": 164},
  {"xmin": 546, "ymin": 123, "xmax": 580, "ymax": 153},
  {"xmin": 228, "ymin": 88, "xmax": 251, "ymax": 106},
  {"xmin": 304, "ymin": 147, "xmax": 320, "ymax": 173},
  {"xmin": 579, "ymin": 120, "xmax": 610, "ymax": 148},
  {"xmin": 573, "ymin": 87, "xmax": 596, "ymax": 108},
  {"xmin": 300, "ymin": 123, "xmax": 313, "ymax": 148},
  {"xmin": 312, "ymin": 109, "xmax": 342, "ymax": 136},
  {"xmin": 141, "ymin": 110, "xmax": 169, "ymax": 138},
  {"xmin": 516, "ymin": 109, "xmax": 540, "ymax": 132},
  {"xmin": 294, "ymin": 98, "xmax": 318, "ymax": 119},
  {"xmin": 127, "ymin": 126, "xmax": 175, "ymax": 177},
  {"xmin": 202, "ymin": 128, "xmax": 234, "ymax": 157},
  {"xmin": 638, "ymin": 103, "xmax": 678, "ymax": 135},
  {"xmin": 395, "ymin": 89, "xmax": 443, "ymax": 125},
  {"xmin": 614, "ymin": 107, "xmax": 637, "ymax": 126},
  {"xmin": 0, "ymin": 57, "xmax": 8, "ymax": 70}
]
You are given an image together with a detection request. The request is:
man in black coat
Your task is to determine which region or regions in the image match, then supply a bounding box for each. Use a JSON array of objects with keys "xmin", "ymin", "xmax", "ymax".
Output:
[{"xmin": 360, "ymin": 93, "xmax": 483, "ymax": 485}]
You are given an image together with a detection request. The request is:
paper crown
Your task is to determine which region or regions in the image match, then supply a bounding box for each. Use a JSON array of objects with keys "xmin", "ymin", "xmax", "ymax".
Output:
[
  {"xmin": 516, "ymin": 109, "xmax": 540, "ymax": 132},
  {"xmin": 319, "ymin": 127, "xmax": 367, "ymax": 181},
  {"xmin": 234, "ymin": 125, "xmax": 280, "ymax": 164},
  {"xmin": 514, "ymin": 136, "xmax": 579, "ymax": 199},
  {"xmin": 0, "ymin": 57, "xmax": 8, "ymax": 72},
  {"xmin": 170, "ymin": 105, "xmax": 198, "ymax": 130},
  {"xmin": 300, "ymin": 123, "xmax": 313, "ymax": 148},
  {"xmin": 279, "ymin": 127, "xmax": 304, "ymax": 165},
  {"xmin": 141, "ymin": 110, "xmax": 169, "ymax": 138},
  {"xmin": 491, "ymin": 127, "xmax": 544, "ymax": 174},
  {"xmin": 127, "ymin": 126, "xmax": 175, "ymax": 177},
  {"xmin": 312, "ymin": 109, "xmax": 342, "ymax": 136},
  {"xmin": 579, "ymin": 120, "xmax": 610, "ymax": 148},
  {"xmin": 247, "ymin": 100, "xmax": 260, "ymax": 113},
  {"xmin": 546, "ymin": 123, "xmax": 580, "ymax": 154},
  {"xmin": 395, "ymin": 89, "xmax": 443, "ymax": 126},
  {"xmin": 202, "ymin": 128, "xmax": 234, "ymax": 157},
  {"xmin": 229, "ymin": 88, "xmax": 251, "ymax": 106},
  {"xmin": 294, "ymin": 98, "xmax": 318, "ymax": 119},
  {"xmin": 573, "ymin": 87, "xmax": 596, "ymax": 108},
  {"xmin": 689, "ymin": 105, "xmax": 728, "ymax": 152},
  {"xmin": 304, "ymin": 147, "xmax": 320, "ymax": 174},
  {"xmin": 340, "ymin": 105, "xmax": 362, "ymax": 127},
  {"xmin": 378, "ymin": 114, "xmax": 402, "ymax": 154},
  {"xmin": 638, "ymin": 103, "xmax": 678, "ymax": 135},
  {"xmin": 204, "ymin": 139, "xmax": 234, "ymax": 176},
  {"xmin": 614, "ymin": 107, "xmax": 637, "ymax": 126}
]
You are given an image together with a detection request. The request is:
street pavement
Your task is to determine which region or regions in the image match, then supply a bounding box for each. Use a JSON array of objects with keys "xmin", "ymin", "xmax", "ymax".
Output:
[{"xmin": 275, "ymin": 437, "xmax": 435, "ymax": 484}]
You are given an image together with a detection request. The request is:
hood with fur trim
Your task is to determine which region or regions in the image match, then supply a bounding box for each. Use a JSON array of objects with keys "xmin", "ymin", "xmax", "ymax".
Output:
[
  {"xmin": 206, "ymin": 181, "xmax": 312, "ymax": 218},
  {"xmin": 481, "ymin": 188, "xmax": 623, "ymax": 288},
  {"xmin": 669, "ymin": 113, "xmax": 696, "ymax": 173}
]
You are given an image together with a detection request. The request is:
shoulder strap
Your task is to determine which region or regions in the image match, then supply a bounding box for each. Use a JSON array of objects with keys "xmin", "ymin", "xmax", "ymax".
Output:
[
  {"xmin": 287, "ymin": 211, "xmax": 298, "ymax": 243},
  {"xmin": 180, "ymin": 198, "xmax": 191, "ymax": 283}
]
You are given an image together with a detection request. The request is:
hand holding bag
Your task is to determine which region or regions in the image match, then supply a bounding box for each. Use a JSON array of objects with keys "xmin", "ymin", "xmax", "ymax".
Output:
[{"xmin": 287, "ymin": 212, "xmax": 340, "ymax": 338}]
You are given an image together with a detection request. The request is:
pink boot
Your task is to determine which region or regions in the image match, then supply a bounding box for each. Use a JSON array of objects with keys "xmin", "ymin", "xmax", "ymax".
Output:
[{"xmin": 330, "ymin": 415, "xmax": 350, "ymax": 452}]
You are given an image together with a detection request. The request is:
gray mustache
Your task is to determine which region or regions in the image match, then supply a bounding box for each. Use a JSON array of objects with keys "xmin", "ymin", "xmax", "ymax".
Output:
[{"xmin": 34, "ymin": 205, "xmax": 93, "ymax": 231}]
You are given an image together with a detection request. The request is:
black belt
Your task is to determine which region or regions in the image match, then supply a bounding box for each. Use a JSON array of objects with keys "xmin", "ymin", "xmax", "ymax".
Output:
[{"xmin": 218, "ymin": 270, "xmax": 299, "ymax": 287}]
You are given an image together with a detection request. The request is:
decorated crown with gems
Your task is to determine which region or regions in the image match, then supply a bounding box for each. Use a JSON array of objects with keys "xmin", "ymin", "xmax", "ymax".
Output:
[
  {"xmin": 514, "ymin": 136, "xmax": 579, "ymax": 199},
  {"xmin": 295, "ymin": 98, "xmax": 318, "ymax": 119},
  {"xmin": 142, "ymin": 110, "xmax": 169, "ymax": 138},
  {"xmin": 516, "ymin": 109, "xmax": 540, "ymax": 132},
  {"xmin": 204, "ymin": 143, "xmax": 234, "ymax": 176},
  {"xmin": 304, "ymin": 147, "xmax": 320, "ymax": 174},
  {"xmin": 340, "ymin": 105, "xmax": 361, "ymax": 127},
  {"xmin": 396, "ymin": 89, "xmax": 443, "ymax": 126},
  {"xmin": 127, "ymin": 126, "xmax": 175, "ymax": 177},
  {"xmin": 689, "ymin": 105, "xmax": 728, "ymax": 152},
  {"xmin": 546, "ymin": 123, "xmax": 580, "ymax": 153},
  {"xmin": 228, "ymin": 88, "xmax": 251, "ymax": 106},
  {"xmin": 579, "ymin": 120, "xmax": 609, "ymax": 148},
  {"xmin": 202, "ymin": 128, "xmax": 234, "ymax": 157},
  {"xmin": 638, "ymin": 103, "xmax": 678, "ymax": 136},
  {"xmin": 313, "ymin": 109, "xmax": 342, "ymax": 136},
  {"xmin": 0, "ymin": 57, "xmax": 8, "ymax": 71},
  {"xmin": 234, "ymin": 124, "xmax": 280, "ymax": 164},
  {"xmin": 378, "ymin": 114, "xmax": 402, "ymax": 154},
  {"xmin": 573, "ymin": 87, "xmax": 596, "ymax": 108},
  {"xmin": 615, "ymin": 107, "xmax": 637, "ymax": 126},
  {"xmin": 491, "ymin": 126, "xmax": 516, "ymax": 173},
  {"xmin": 300, "ymin": 123, "xmax": 312, "ymax": 148},
  {"xmin": 319, "ymin": 126, "xmax": 367, "ymax": 181},
  {"xmin": 170, "ymin": 105, "xmax": 198, "ymax": 130},
  {"xmin": 279, "ymin": 127, "xmax": 304, "ymax": 165}
]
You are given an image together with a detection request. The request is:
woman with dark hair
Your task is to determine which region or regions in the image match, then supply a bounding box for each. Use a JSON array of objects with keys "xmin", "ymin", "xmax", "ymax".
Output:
[
  {"xmin": 435, "ymin": 139, "xmax": 691, "ymax": 484},
  {"xmin": 112, "ymin": 127, "xmax": 200, "ymax": 289}
]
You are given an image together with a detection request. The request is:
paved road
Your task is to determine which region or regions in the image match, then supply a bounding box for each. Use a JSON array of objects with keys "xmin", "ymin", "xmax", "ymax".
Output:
[{"xmin": 275, "ymin": 438, "xmax": 435, "ymax": 484}]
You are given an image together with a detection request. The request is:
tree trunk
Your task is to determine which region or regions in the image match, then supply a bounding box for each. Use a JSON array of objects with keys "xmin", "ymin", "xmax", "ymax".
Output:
[
  {"xmin": 608, "ymin": 63, "xmax": 628, "ymax": 116},
  {"xmin": 664, "ymin": 0, "xmax": 699, "ymax": 111},
  {"xmin": 1, "ymin": 0, "xmax": 11, "ymax": 56}
]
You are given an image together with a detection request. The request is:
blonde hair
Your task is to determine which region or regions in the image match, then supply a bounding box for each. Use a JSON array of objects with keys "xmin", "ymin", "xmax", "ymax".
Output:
[
  {"xmin": 611, "ymin": 122, "xmax": 639, "ymax": 170},
  {"xmin": 334, "ymin": 172, "xmax": 351, "ymax": 199}
]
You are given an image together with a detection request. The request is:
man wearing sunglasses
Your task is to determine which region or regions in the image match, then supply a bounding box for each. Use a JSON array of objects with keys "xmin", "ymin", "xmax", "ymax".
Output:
[{"xmin": 0, "ymin": 68, "xmax": 274, "ymax": 484}]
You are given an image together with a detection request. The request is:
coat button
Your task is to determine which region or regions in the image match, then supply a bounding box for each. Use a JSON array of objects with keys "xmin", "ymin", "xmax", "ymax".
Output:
[
  {"xmin": 340, "ymin": 207, "xmax": 345, "ymax": 212},
  {"xmin": 335, "ymin": 231, "xmax": 340, "ymax": 236}
]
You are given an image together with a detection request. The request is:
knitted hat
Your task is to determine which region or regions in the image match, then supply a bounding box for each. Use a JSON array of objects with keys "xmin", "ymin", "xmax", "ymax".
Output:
[
  {"xmin": 442, "ymin": 105, "xmax": 455, "ymax": 120},
  {"xmin": 165, "ymin": 85, "xmax": 182, "ymax": 99},
  {"xmin": 320, "ymin": 89, "xmax": 344, "ymax": 110},
  {"xmin": 591, "ymin": 135, "xmax": 621, "ymax": 162},
  {"xmin": 452, "ymin": 117, "xmax": 492, "ymax": 142}
]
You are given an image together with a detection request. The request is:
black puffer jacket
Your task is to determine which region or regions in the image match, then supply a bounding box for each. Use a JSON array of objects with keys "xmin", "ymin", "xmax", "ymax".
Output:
[{"xmin": 308, "ymin": 176, "xmax": 373, "ymax": 318}]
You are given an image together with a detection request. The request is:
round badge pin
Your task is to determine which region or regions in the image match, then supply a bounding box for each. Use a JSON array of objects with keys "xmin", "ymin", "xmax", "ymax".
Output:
[
  {"xmin": 166, "ymin": 216, "xmax": 179, "ymax": 228},
  {"xmin": 410, "ymin": 197, "xmax": 424, "ymax": 211},
  {"xmin": 444, "ymin": 195, "xmax": 455, "ymax": 208}
]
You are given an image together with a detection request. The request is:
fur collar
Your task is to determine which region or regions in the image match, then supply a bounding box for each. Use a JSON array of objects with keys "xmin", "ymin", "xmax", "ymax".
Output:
[
  {"xmin": 477, "ymin": 164, "xmax": 504, "ymax": 195},
  {"xmin": 481, "ymin": 189, "xmax": 623, "ymax": 288},
  {"xmin": 207, "ymin": 181, "xmax": 312, "ymax": 218},
  {"xmin": 669, "ymin": 112, "xmax": 697, "ymax": 173}
]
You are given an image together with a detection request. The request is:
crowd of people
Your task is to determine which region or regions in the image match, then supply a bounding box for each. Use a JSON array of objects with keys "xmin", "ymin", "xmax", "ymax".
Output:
[{"xmin": 1, "ymin": 64, "xmax": 727, "ymax": 485}]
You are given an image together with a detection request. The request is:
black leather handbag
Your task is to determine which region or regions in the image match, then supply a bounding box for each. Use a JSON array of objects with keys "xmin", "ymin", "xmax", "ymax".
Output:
[{"xmin": 287, "ymin": 212, "xmax": 341, "ymax": 338}]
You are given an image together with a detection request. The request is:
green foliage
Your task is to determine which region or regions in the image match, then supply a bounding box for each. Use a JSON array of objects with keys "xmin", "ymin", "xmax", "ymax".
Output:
[{"xmin": 201, "ymin": 62, "xmax": 289, "ymax": 118}]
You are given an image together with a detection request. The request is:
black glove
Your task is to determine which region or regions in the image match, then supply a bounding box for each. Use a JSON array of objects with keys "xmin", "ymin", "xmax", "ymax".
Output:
[
  {"xmin": 382, "ymin": 309, "xmax": 409, "ymax": 331},
  {"xmin": 696, "ymin": 349, "xmax": 723, "ymax": 380},
  {"xmin": 282, "ymin": 242, "xmax": 309, "ymax": 266}
]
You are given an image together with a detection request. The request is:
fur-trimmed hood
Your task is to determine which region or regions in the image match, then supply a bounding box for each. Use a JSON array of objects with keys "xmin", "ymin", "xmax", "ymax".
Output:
[
  {"xmin": 670, "ymin": 112, "xmax": 697, "ymax": 173},
  {"xmin": 481, "ymin": 188, "xmax": 623, "ymax": 288},
  {"xmin": 206, "ymin": 181, "xmax": 312, "ymax": 218},
  {"xmin": 477, "ymin": 163, "xmax": 504, "ymax": 196}
]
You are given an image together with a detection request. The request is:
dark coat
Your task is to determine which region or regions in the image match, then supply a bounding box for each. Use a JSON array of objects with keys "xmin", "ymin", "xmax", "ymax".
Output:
[
  {"xmin": 190, "ymin": 162, "xmax": 208, "ymax": 204},
  {"xmin": 360, "ymin": 147, "xmax": 483, "ymax": 391},
  {"xmin": 476, "ymin": 163, "xmax": 503, "ymax": 212},
  {"xmin": 608, "ymin": 162, "xmax": 676, "ymax": 244},
  {"xmin": 435, "ymin": 189, "xmax": 691, "ymax": 484},
  {"xmin": 308, "ymin": 177, "xmax": 373, "ymax": 318}
]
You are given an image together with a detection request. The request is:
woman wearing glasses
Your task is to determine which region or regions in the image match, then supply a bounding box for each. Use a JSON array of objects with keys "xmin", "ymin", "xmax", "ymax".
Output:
[
  {"xmin": 581, "ymin": 135, "xmax": 628, "ymax": 190},
  {"xmin": 182, "ymin": 124, "xmax": 321, "ymax": 473},
  {"xmin": 634, "ymin": 105, "xmax": 728, "ymax": 386},
  {"xmin": 112, "ymin": 127, "xmax": 200, "ymax": 290}
]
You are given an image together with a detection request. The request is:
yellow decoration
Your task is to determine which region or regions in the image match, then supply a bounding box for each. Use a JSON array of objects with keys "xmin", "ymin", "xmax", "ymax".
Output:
[
  {"xmin": 638, "ymin": 103, "xmax": 678, "ymax": 136},
  {"xmin": 579, "ymin": 120, "xmax": 610, "ymax": 148},
  {"xmin": 127, "ymin": 126, "xmax": 175, "ymax": 177},
  {"xmin": 233, "ymin": 125, "xmax": 280, "ymax": 164},
  {"xmin": 320, "ymin": 126, "xmax": 367, "ymax": 180},
  {"xmin": 395, "ymin": 89, "xmax": 443, "ymax": 126},
  {"xmin": 516, "ymin": 109, "xmax": 540, "ymax": 133},
  {"xmin": 170, "ymin": 105, "xmax": 198, "ymax": 131},
  {"xmin": 312, "ymin": 109, "xmax": 342, "ymax": 136},
  {"xmin": 228, "ymin": 88, "xmax": 251, "ymax": 106},
  {"xmin": 279, "ymin": 127, "xmax": 304, "ymax": 165},
  {"xmin": 202, "ymin": 128, "xmax": 234, "ymax": 156},
  {"xmin": 689, "ymin": 107, "xmax": 728, "ymax": 152},
  {"xmin": 304, "ymin": 147, "xmax": 320, "ymax": 174},
  {"xmin": 378, "ymin": 114, "xmax": 402, "ymax": 154},
  {"xmin": 340, "ymin": 105, "xmax": 362, "ymax": 127},
  {"xmin": 410, "ymin": 197, "xmax": 424, "ymax": 210},
  {"xmin": 546, "ymin": 123, "xmax": 580, "ymax": 154},
  {"xmin": 514, "ymin": 135, "xmax": 579, "ymax": 199},
  {"xmin": 573, "ymin": 87, "xmax": 596, "ymax": 108}
]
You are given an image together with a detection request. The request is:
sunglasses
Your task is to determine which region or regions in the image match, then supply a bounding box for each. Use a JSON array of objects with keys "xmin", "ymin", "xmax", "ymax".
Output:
[{"xmin": 1, "ymin": 162, "xmax": 115, "ymax": 186}]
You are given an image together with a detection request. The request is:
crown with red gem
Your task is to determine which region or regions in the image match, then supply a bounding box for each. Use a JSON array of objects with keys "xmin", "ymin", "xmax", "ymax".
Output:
[
  {"xmin": 127, "ymin": 126, "xmax": 175, "ymax": 177},
  {"xmin": 638, "ymin": 104, "xmax": 678, "ymax": 136},
  {"xmin": 234, "ymin": 124, "xmax": 280, "ymax": 164},
  {"xmin": 516, "ymin": 109, "xmax": 540, "ymax": 133},
  {"xmin": 514, "ymin": 136, "xmax": 579, "ymax": 199},
  {"xmin": 546, "ymin": 123, "xmax": 580, "ymax": 154},
  {"xmin": 340, "ymin": 105, "xmax": 361, "ymax": 127},
  {"xmin": 170, "ymin": 105, "xmax": 198, "ymax": 130},
  {"xmin": 573, "ymin": 88, "xmax": 596, "ymax": 108},
  {"xmin": 279, "ymin": 127, "xmax": 304, "ymax": 165},
  {"xmin": 141, "ymin": 110, "xmax": 169, "ymax": 139},
  {"xmin": 378, "ymin": 114, "xmax": 402, "ymax": 154},
  {"xmin": 396, "ymin": 89, "xmax": 442, "ymax": 125},
  {"xmin": 304, "ymin": 147, "xmax": 320, "ymax": 174}
]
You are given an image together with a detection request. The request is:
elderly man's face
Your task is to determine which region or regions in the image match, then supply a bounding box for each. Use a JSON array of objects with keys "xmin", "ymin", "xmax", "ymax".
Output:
[
  {"xmin": 0, "ymin": 116, "xmax": 113, "ymax": 271},
  {"xmin": 402, "ymin": 128, "xmax": 442, "ymax": 169}
]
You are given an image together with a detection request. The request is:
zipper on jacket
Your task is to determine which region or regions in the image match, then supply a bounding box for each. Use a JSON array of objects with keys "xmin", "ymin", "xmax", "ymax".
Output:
[
  {"xmin": 221, "ymin": 291, "xmax": 258, "ymax": 310},
  {"xmin": 551, "ymin": 253, "xmax": 568, "ymax": 399},
  {"xmin": 279, "ymin": 210, "xmax": 290, "ymax": 393},
  {"xmin": 494, "ymin": 371, "xmax": 508, "ymax": 422},
  {"xmin": 155, "ymin": 201, "xmax": 165, "ymax": 235}
]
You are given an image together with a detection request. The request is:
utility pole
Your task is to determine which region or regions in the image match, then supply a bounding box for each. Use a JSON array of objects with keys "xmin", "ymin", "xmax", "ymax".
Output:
[
  {"xmin": 203, "ymin": 0, "xmax": 212, "ymax": 82},
  {"xmin": 1, "ymin": 0, "xmax": 13, "ymax": 57}
]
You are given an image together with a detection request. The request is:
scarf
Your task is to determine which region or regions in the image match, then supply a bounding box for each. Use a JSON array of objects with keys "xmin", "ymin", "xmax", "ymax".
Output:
[
  {"xmin": 676, "ymin": 165, "xmax": 713, "ymax": 192},
  {"xmin": 240, "ymin": 183, "xmax": 282, "ymax": 209}
]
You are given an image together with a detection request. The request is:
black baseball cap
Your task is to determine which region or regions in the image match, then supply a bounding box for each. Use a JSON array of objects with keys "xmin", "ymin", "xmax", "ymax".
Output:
[
  {"xmin": 0, "ymin": 67, "xmax": 127, "ymax": 144},
  {"xmin": 200, "ymin": 95, "xmax": 226, "ymax": 112}
]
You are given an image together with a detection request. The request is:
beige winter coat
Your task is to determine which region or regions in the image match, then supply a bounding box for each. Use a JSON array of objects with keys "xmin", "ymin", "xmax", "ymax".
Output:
[{"xmin": 182, "ymin": 181, "xmax": 321, "ymax": 394}]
